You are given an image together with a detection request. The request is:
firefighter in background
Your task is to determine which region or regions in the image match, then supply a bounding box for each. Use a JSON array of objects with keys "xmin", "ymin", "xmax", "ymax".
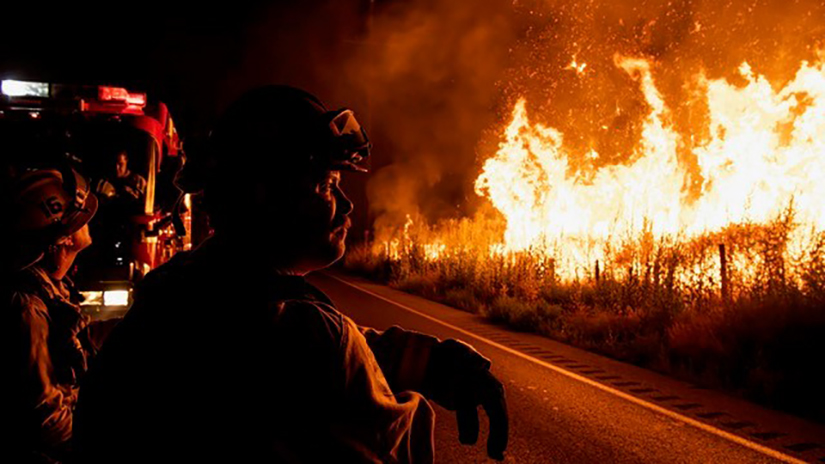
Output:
[
  {"xmin": 95, "ymin": 150, "xmax": 147, "ymax": 209},
  {"xmin": 75, "ymin": 86, "xmax": 508, "ymax": 463},
  {"xmin": 93, "ymin": 149, "xmax": 148, "ymax": 275},
  {"xmin": 2, "ymin": 167, "xmax": 118, "ymax": 463}
]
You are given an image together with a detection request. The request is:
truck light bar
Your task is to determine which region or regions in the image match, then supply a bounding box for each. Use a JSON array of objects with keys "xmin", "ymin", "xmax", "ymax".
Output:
[
  {"xmin": 2, "ymin": 80, "xmax": 49, "ymax": 98},
  {"xmin": 99, "ymin": 86, "xmax": 129, "ymax": 101},
  {"xmin": 99, "ymin": 86, "xmax": 147, "ymax": 107}
]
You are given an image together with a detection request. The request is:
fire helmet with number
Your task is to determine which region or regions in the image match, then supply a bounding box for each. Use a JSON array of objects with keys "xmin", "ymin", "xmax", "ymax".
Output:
[{"xmin": 9, "ymin": 167, "xmax": 98, "ymax": 270}]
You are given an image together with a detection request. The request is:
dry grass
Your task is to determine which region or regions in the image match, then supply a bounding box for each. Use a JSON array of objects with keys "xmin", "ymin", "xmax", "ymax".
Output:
[{"xmin": 345, "ymin": 207, "xmax": 825, "ymax": 421}]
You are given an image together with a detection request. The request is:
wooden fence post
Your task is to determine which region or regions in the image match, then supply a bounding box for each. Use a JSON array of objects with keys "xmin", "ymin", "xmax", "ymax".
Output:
[{"xmin": 719, "ymin": 244, "xmax": 729, "ymax": 304}]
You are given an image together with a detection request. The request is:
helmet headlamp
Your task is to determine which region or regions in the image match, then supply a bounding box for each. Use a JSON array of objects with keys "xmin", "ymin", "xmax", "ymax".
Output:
[{"xmin": 318, "ymin": 108, "xmax": 371, "ymax": 173}]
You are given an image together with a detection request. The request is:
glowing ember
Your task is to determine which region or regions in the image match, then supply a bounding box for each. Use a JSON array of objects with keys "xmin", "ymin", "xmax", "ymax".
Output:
[{"xmin": 566, "ymin": 57, "xmax": 587, "ymax": 75}]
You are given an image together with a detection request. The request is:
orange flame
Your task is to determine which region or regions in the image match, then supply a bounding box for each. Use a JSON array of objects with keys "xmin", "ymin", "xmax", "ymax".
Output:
[{"xmin": 474, "ymin": 55, "xmax": 825, "ymax": 278}]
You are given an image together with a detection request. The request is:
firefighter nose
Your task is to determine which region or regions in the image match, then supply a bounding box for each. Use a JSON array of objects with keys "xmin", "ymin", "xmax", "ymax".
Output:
[{"xmin": 335, "ymin": 185, "xmax": 353, "ymax": 217}]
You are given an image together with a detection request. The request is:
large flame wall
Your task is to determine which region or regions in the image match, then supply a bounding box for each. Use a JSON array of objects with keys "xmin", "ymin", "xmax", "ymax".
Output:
[{"xmin": 474, "ymin": 55, "xmax": 825, "ymax": 278}]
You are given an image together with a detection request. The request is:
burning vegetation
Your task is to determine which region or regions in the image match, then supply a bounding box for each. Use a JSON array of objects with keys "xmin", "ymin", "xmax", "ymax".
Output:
[{"xmin": 345, "ymin": 0, "xmax": 825, "ymax": 419}]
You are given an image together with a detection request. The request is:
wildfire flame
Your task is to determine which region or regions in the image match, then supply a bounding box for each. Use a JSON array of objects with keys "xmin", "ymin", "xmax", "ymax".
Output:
[{"xmin": 474, "ymin": 55, "xmax": 825, "ymax": 278}]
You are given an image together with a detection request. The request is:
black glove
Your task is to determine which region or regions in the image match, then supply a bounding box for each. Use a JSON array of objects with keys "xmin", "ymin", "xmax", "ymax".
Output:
[{"xmin": 422, "ymin": 339, "xmax": 509, "ymax": 461}]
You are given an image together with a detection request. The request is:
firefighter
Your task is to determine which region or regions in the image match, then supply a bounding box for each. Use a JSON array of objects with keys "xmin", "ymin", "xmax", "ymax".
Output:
[
  {"xmin": 95, "ymin": 150, "xmax": 147, "ymax": 208},
  {"xmin": 74, "ymin": 86, "xmax": 508, "ymax": 463},
  {"xmin": 2, "ymin": 167, "xmax": 117, "ymax": 463}
]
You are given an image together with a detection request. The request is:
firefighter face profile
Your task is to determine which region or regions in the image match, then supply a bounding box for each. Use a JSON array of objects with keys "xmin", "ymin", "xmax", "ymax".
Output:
[
  {"xmin": 268, "ymin": 168, "xmax": 353, "ymax": 273},
  {"xmin": 181, "ymin": 86, "xmax": 368, "ymax": 274},
  {"xmin": 311, "ymin": 170, "xmax": 353, "ymax": 262},
  {"xmin": 46, "ymin": 223, "xmax": 93, "ymax": 277},
  {"xmin": 65, "ymin": 223, "xmax": 93, "ymax": 253}
]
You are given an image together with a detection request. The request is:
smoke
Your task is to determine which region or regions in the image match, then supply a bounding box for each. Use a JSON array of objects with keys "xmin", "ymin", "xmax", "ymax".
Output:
[
  {"xmin": 341, "ymin": 0, "xmax": 519, "ymax": 239},
  {"xmin": 344, "ymin": 0, "xmax": 825, "ymax": 239}
]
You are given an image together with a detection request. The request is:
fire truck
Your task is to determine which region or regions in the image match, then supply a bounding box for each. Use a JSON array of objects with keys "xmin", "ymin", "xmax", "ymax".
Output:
[{"xmin": 1, "ymin": 79, "xmax": 191, "ymax": 318}]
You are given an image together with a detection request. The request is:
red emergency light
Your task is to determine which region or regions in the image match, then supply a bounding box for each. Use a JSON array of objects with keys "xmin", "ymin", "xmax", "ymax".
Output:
[
  {"xmin": 99, "ymin": 86, "xmax": 147, "ymax": 107},
  {"xmin": 99, "ymin": 86, "xmax": 129, "ymax": 101}
]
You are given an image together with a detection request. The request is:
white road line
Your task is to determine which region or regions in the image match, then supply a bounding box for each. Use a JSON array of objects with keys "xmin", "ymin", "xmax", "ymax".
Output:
[{"xmin": 327, "ymin": 273, "xmax": 808, "ymax": 464}]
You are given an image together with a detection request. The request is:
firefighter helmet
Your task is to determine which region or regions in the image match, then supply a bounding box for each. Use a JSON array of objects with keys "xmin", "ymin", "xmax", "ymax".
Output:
[
  {"xmin": 174, "ymin": 85, "xmax": 371, "ymax": 194},
  {"xmin": 9, "ymin": 167, "xmax": 98, "ymax": 270}
]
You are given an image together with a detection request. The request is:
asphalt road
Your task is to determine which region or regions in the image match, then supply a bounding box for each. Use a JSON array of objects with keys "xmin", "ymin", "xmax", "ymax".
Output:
[{"xmin": 309, "ymin": 271, "xmax": 825, "ymax": 464}]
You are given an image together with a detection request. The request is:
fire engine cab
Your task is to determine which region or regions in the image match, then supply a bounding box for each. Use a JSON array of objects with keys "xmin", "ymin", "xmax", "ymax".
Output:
[{"xmin": 1, "ymin": 79, "xmax": 191, "ymax": 318}]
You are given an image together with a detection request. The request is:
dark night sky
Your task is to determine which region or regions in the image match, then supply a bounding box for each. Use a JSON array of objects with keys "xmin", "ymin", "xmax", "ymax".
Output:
[{"xmin": 0, "ymin": 1, "xmax": 371, "ymax": 133}]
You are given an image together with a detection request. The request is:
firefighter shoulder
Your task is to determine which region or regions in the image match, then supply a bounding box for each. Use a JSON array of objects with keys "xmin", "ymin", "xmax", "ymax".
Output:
[{"xmin": 73, "ymin": 239, "xmax": 437, "ymax": 463}]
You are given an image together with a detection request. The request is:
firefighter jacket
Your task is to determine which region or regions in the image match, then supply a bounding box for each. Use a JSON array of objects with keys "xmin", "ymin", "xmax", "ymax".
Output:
[
  {"xmin": 2, "ymin": 266, "xmax": 113, "ymax": 463},
  {"xmin": 75, "ymin": 238, "xmax": 439, "ymax": 463}
]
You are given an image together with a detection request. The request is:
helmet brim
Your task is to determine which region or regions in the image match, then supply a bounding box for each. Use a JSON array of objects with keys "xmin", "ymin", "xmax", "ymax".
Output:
[{"xmin": 62, "ymin": 192, "xmax": 98, "ymax": 236}]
